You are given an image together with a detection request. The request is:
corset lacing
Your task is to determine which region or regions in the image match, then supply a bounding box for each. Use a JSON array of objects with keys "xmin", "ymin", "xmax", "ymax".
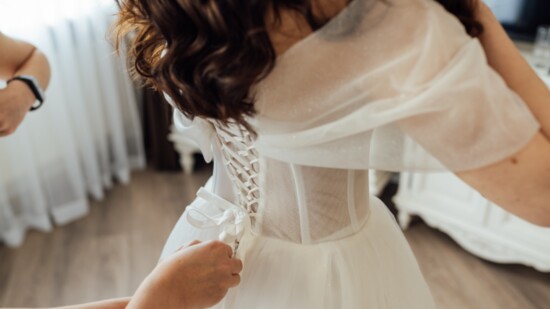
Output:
[
  {"xmin": 185, "ymin": 121, "xmax": 260, "ymax": 257},
  {"xmin": 213, "ymin": 123, "xmax": 261, "ymax": 221}
]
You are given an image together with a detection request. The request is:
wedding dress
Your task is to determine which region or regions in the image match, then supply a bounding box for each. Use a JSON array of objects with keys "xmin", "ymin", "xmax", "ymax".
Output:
[{"xmin": 160, "ymin": 0, "xmax": 540, "ymax": 307}]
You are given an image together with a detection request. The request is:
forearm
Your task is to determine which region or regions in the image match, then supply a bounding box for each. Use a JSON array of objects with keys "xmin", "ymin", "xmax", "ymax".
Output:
[
  {"xmin": 125, "ymin": 274, "xmax": 184, "ymax": 309},
  {"xmin": 475, "ymin": 3, "xmax": 550, "ymax": 139},
  {"xmin": 52, "ymin": 298, "xmax": 131, "ymax": 309},
  {"xmin": 12, "ymin": 48, "xmax": 51, "ymax": 90},
  {"xmin": 457, "ymin": 132, "xmax": 550, "ymax": 227},
  {"xmin": 3, "ymin": 298, "xmax": 131, "ymax": 309}
]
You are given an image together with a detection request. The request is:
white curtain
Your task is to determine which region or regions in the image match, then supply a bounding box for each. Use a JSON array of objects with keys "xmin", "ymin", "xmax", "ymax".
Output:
[{"xmin": 0, "ymin": 0, "xmax": 145, "ymax": 247}]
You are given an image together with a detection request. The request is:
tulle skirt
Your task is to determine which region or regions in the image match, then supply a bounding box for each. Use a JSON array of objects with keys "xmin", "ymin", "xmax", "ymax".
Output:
[{"xmin": 161, "ymin": 196, "xmax": 436, "ymax": 309}]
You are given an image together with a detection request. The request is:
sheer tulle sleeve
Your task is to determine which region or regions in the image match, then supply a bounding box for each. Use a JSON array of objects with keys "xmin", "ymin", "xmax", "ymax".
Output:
[{"xmin": 252, "ymin": 0, "xmax": 540, "ymax": 172}]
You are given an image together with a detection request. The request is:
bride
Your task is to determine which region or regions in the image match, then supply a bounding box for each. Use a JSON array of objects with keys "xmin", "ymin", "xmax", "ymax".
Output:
[{"xmin": 115, "ymin": 0, "xmax": 550, "ymax": 307}]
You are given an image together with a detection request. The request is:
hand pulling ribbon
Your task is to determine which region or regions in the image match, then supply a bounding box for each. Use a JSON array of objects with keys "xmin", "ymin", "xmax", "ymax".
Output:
[{"xmin": 187, "ymin": 187, "xmax": 254, "ymax": 258}]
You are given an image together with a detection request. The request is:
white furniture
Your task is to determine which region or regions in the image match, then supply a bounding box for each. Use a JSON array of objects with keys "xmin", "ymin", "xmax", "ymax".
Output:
[
  {"xmin": 395, "ymin": 47, "xmax": 550, "ymax": 272},
  {"xmin": 168, "ymin": 126, "xmax": 200, "ymax": 175},
  {"xmin": 395, "ymin": 172, "xmax": 550, "ymax": 272}
]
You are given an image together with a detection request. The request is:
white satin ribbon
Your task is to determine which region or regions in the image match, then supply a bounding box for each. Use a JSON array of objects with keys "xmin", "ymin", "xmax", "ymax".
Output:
[{"xmin": 187, "ymin": 187, "xmax": 253, "ymax": 257}]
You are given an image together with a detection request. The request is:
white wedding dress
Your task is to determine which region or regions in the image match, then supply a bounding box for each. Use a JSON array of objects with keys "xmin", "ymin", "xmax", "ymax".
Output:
[{"xmin": 160, "ymin": 0, "xmax": 540, "ymax": 307}]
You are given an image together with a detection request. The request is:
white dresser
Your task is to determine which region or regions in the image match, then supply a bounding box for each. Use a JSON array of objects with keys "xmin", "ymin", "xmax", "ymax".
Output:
[
  {"xmin": 395, "ymin": 172, "xmax": 550, "ymax": 272},
  {"xmin": 394, "ymin": 44, "xmax": 550, "ymax": 272}
]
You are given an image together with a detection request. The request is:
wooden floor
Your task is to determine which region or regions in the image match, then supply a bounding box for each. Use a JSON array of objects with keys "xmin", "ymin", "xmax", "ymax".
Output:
[{"xmin": 0, "ymin": 168, "xmax": 548, "ymax": 308}]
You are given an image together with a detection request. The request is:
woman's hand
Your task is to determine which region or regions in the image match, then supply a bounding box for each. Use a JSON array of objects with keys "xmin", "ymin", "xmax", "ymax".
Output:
[
  {"xmin": 0, "ymin": 33, "xmax": 51, "ymax": 137},
  {"xmin": 126, "ymin": 240, "xmax": 243, "ymax": 309},
  {"xmin": 2, "ymin": 241, "xmax": 241, "ymax": 309},
  {"xmin": 0, "ymin": 80, "xmax": 35, "ymax": 136}
]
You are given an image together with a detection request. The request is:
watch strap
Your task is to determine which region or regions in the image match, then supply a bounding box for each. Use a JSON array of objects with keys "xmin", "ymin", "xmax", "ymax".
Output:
[{"xmin": 7, "ymin": 75, "xmax": 45, "ymax": 111}]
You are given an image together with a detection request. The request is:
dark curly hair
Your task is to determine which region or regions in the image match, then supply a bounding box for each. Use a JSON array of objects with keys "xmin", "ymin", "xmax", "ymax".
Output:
[{"xmin": 114, "ymin": 0, "xmax": 483, "ymax": 130}]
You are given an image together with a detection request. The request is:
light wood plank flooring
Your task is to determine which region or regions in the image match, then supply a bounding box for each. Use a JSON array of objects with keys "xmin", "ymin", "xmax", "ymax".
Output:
[{"xmin": 0, "ymin": 168, "xmax": 548, "ymax": 308}]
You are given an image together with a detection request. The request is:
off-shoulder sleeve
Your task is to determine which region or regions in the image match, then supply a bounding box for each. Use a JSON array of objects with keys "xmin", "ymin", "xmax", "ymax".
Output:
[{"xmin": 253, "ymin": 0, "xmax": 540, "ymax": 172}]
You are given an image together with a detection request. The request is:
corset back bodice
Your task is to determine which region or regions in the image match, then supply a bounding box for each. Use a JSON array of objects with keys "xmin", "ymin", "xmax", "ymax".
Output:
[{"xmin": 210, "ymin": 122, "xmax": 371, "ymax": 244}]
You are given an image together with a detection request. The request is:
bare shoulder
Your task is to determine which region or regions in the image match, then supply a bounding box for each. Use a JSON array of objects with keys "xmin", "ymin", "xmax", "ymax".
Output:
[{"xmin": 267, "ymin": 0, "xmax": 350, "ymax": 56}]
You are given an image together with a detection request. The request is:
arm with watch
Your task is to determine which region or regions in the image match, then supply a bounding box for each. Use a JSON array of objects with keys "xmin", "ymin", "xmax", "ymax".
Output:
[{"xmin": 0, "ymin": 32, "xmax": 50, "ymax": 137}]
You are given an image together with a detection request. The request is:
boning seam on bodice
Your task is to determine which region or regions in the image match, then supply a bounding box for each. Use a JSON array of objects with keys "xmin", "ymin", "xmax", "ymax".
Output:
[
  {"xmin": 347, "ymin": 170, "xmax": 361, "ymax": 233},
  {"xmin": 289, "ymin": 164, "xmax": 312, "ymax": 244}
]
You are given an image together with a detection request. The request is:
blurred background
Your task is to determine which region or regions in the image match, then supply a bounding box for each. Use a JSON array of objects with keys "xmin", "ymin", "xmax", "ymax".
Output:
[{"xmin": 0, "ymin": 0, "xmax": 549, "ymax": 308}]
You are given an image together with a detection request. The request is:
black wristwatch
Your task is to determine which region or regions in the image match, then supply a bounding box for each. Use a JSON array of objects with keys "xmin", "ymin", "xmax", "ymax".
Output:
[{"xmin": 7, "ymin": 75, "xmax": 45, "ymax": 111}]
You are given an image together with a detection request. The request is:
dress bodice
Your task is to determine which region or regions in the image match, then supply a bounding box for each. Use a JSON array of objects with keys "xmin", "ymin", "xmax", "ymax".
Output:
[{"xmin": 210, "ymin": 122, "xmax": 371, "ymax": 245}]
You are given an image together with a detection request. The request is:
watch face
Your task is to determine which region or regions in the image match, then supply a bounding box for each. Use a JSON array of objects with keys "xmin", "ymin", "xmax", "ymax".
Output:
[{"xmin": 0, "ymin": 80, "xmax": 7, "ymax": 90}]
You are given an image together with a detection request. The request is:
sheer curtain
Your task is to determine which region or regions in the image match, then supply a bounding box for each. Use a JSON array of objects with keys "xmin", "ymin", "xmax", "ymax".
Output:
[{"xmin": 0, "ymin": 0, "xmax": 145, "ymax": 247}]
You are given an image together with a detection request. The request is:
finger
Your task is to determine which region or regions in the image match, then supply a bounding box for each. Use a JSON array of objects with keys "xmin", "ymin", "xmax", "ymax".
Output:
[
  {"xmin": 230, "ymin": 258, "xmax": 243, "ymax": 275},
  {"xmin": 227, "ymin": 274, "xmax": 241, "ymax": 288},
  {"xmin": 226, "ymin": 245, "xmax": 234, "ymax": 258},
  {"xmin": 0, "ymin": 125, "xmax": 10, "ymax": 136},
  {"xmin": 174, "ymin": 240, "xmax": 202, "ymax": 253},
  {"xmin": 206, "ymin": 240, "xmax": 233, "ymax": 258},
  {"xmin": 216, "ymin": 241, "xmax": 233, "ymax": 258},
  {"xmin": 185, "ymin": 240, "xmax": 202, "ymax": 247}
]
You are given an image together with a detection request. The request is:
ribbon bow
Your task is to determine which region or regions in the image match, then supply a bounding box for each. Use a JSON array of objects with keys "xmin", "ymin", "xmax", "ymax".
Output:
[{"xmin": 187, "ymin": 187, "xmax": 253, "ymax": 256}]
